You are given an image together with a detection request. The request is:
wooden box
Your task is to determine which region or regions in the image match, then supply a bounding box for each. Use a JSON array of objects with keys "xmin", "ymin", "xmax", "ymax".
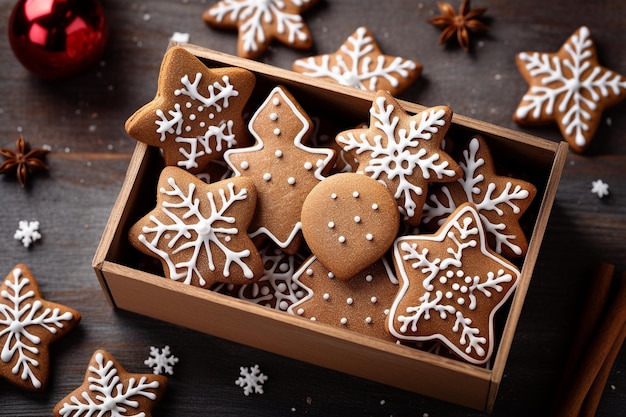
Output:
[{"xmin": 93, "ymin": 44, "xmax": 568, "ymax": 412}]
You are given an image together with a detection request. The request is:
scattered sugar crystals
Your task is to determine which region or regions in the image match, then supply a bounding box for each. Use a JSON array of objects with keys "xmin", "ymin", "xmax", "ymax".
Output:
[{"xmin": 14, "ymin": 220, "xmax": 41, "ymax": 248}]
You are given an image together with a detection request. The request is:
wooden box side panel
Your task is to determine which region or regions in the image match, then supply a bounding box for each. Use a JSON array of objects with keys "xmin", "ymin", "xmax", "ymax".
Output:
[{"xmin": 101, "ymin": 262, "xmax": 492, "ymax": 411}]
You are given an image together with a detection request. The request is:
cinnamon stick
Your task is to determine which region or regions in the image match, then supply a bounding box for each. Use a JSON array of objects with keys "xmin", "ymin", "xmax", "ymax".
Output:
[
  {"xmin": 550, "ymin": 263, "xmax": 614, "ymax": 414},
  {"xmin": 551, "ymin": 271, "xmax": 626, "ymax": 417},
  {"xmin": 579, "ymin": 273, "xmax": 626, "ymax": 417}
]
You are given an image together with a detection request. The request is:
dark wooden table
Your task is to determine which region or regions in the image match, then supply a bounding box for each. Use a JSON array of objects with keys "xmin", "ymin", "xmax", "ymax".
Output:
[{"xmin": 1, "ymin": 1, "xmax": 624, "ymax": 415}]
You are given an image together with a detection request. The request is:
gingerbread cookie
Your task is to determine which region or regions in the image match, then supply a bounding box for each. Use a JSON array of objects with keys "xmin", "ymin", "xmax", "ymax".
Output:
[
  {"xmin": 336, "ymin": 91, "xmax": 462, "ymax": 225},
  {"xmin": 224, "ymin": 86, "xmax": 335, "ymax": 254},
  {"xmin": 301, "ymin": 172, "xmax": 399, "ymax": 281},
  {"xmin": 514, "ymin": 26, "xmax": 626, "ymax": 153},
  {"xmin": 293, "ymin": 26, "xmax": 421, "ymax": 96},
  {"xmin": 129, "ymin": 166, "xmax": 264, "ymax": 289},
  {"xmin": 389, "ymin": 203, "xmax": 520, "ymax": 364},
  {"xmin": 214, "ymin": 243, "xmax": 307, "ymax": 312},
  {"xmin": 53, "ymin": 350, "xmax": 167, "ymax": 417},
  {"xmin": 0, "ymin": 264, "xmax": 80, "ymax": 391},
  {"xmin": 289, "ymin": 256, "xmax": 399, "ymax": 342},
  {"xmin": 125, "ymin": 46, "xmax": 255, "ymax": 174},
  {"xmin": 203, "ymin": 0, "xmax": 318, "ymax": 59},
  {"xmin": 422, "ymin": 135, "xmax": 537, "ymax": 258}
]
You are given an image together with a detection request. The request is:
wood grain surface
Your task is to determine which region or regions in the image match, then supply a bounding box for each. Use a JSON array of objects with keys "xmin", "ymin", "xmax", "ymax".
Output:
[{"xmin": 0, "ymin": 1, "xmax": 624, "ymax": 416}]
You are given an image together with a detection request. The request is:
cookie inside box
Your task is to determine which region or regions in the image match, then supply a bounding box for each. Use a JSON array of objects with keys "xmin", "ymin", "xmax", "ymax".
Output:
[{"xmin": 94, "ymin": 44, "xmax": 567, "ymax": 412}]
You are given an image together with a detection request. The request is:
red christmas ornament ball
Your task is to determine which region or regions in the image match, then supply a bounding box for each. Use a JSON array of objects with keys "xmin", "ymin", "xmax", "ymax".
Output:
[{"xmin": 8, "ymin": 0, "xmax": 108, "ymax": 79}]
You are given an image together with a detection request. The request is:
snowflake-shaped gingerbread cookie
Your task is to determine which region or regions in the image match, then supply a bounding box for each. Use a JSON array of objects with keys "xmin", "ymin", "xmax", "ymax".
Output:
[
  {"xmin": 128, "ymin": 167, "xmax": 264, "ymax": 289},
  {"xmin": 336, "ymin": 90, "xmax": 462, "ymax": 225},
  {"xmin": 224, "ymin": 86, "xmax": 335, "ymax": 254},
  {"xmin": 422, "ymin": 135, "xmax": 537, "ymax": 258},
  {"xmin": 54, "ymin": 350, "xmax": 167, "ymax": 417},
  {"xmin": 514, "ymin": 26, "xmax": 626, "ymax": 153},
  {"xmin": 125, "ymin": 46, "xmax": 256, "ymax": 174},
  {"xmin": 203, "ymin": 0, "xmax": 318, "ymax": 59},
  {"xmin": 389, "ymin": 203, "xmax": 520, "ymax": 364},
  {"xmin": 293, "ymin": 26, "xmax": 422, "ymax": 96},
  {"xmin": 0, "ymin": 264, "xmax": 80, "ymax": 391}
]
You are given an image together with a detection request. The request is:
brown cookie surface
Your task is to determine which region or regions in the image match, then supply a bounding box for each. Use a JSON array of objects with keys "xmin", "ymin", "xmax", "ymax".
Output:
[
  {"xmin": 53, "ymin": 349, "xmax": 167, "ymax": 417},
  {"xmin": 514, "ymin": 26, "xmax": 626, "ymax": 153},
  {"xmin": 336, "ymin": 91, "xmax": 462, "ymax": 225},
  {"xmin": 293, "ymin": 26, "xmax": 421, "ymax": 95},
  {"xmin": 125, "ymin": 46, "xmax": 255, "ymax": 174},
  {"xmin": 422, "ymin": 135, "xmax": 537, "ymax": 258},
  {"xmin": 129, "ymin": 166, "xmax": 263, "ymax": 289},
  {"xmin": 203, "ymin": 0, "xmax": 318, "ymax": 59},
  {"xmin": 389, "ymin": 203, "xmax": 520, "ymax": 364},
  {"xmin": 0, "ymin": 264, "xmax": 80, "ymax": 391},
  {"xmin": 301, "ymin": 172, "xmax": 399, "ymax": 281}
]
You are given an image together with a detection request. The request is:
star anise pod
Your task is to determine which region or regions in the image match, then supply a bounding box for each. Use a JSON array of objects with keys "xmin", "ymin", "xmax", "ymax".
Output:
[
  {"xmin": 429, "ymin": 0, "xmax": 488, "ymax": 52},
  {"xmin": 0, "ymin": 135, "xmax": 49, "ymax": 188}
]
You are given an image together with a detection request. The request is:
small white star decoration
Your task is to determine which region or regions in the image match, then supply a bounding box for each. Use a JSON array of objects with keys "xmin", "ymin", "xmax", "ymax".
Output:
[
  {"xmin": 144, "ymin": 345, "xmax": 179, "ymax": 375},
  {"xmin": 14, "ymin": 220, "xmax": 41, "ymax": 248},
  {"xmin": 591, "ymin": 179, "xmax": 609, "ymax": 198},
  {"xmin": 235, "ymin": 364, "xmax": 268, "ymax": 396}
]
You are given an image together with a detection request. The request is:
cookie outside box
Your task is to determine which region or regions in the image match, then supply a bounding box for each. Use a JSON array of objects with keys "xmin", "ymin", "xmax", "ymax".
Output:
[{"xmin": 92, "ymin": 43, "xmax": 568, "ymax": 412}]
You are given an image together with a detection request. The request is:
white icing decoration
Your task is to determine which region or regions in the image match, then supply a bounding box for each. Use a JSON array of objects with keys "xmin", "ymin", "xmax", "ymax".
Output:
[
  {"xmin": 338, "ymin": 236, "xmax": 346, "ymax": 243},
  {"xmin": 224, "ymin": 86, "xmax": 335, "ymax": 250},
  {"xmin": 155, "ymin": 73, "xmax": 239, "ymax": 169},
  {"xmin": 138, "ymin": 178, "xmax": 254, "ymax": 286},
  {"xmin": 340, "ymin": 318, "xmax": 348, "ymax": 325},
  {"xmin": 337, "ymin": 95, "xmax": 455, "ymax": 219},
  {"xmin": 346, "ymin": 297, "xmax": 354, "ymax": 305},
  {"xmin": 366, "ymin": 233, "xmax": 373, "ymax": 241},
  {"xmin": 0, "ymin": 268, "xmax": 74, "ymax": 389},
  {"xmin": 240, "ymin": 161, "xmax": 249, "ymax": 169},
  {"xmin": 263, "ymin": 173, "xmax": 272, "ymax": 181},
  {"xmin": 354, "ymin": 216, "xmax": 361, "ymax": 223},
  {"xmin": 273, "ymin": 128, "xmax": 281, "ymax": 136},
  {"xmin": 328, "ymin": 221, "xmax": 335, "ymax": 228},
  {"xmin": 287, "ymin": 177, "xmax": 296, "ymax": 185},
  {"xmin": 13, "ymin": 220, "xmax": 42, "ymax": 248},
  {"xmin": 58, "ymin": 352, "xmax": 160, "ymax": 416},
  {"xmin": 422, "ymin": 137, "xmax": 532, "ymax": 256},
  {"xmin": 303, "ymin": 161, "xmax": 313, "ymax": 170},
  {"xmin": 388, "ymin": 204, "xmax": 519, "ymax": 364},
  {"xmin": 235, "ymin": 364, "xmax": 268, "ymax": 396},
  {"xmin": 294, "ymin": 26, "xmax": 418, "ymax": 92},
  {"xmin": 269, "ymin": 112, "xmax": 278, "ymax": 121},
  {"xmin": 274, "ymin": 150, "xmax": 283, "ymax": 157},
  {"xmin": 144, "ymin": 345, "xmax": 179, "ymax": 375},
  {"xmin": 516, "ymin": 26, "xmax": 626, "ymax": 147},
  {"xmin": 591, "ymin": 179, "xmax": 609, "ymax": 198},
  {"xmin": 208, "ymin": 0, "xmax": 313, "ymax": 54}
]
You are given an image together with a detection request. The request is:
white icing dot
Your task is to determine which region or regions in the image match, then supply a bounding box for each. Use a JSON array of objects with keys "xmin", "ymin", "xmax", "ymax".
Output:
[
  {"xmin": 275, "ymin": 150, "xmax": 283, "ymax": 158},
  {"xmin": 384, "ymin": 309, "xmax": 390, "ymax": 315},
  {"xmin": 185, "ymin": 126, "xmax": 192, "ymax": 132},
  {"xmin": 323, "ymin": 293, "xmax": 330, "ymax": 300},
  {"xmin": 198, "ymin": 106, "xmax": 204, "ymax": 112},
  {"xmin": 263, "ymin": 173, "xmax": 272, "ymax": 181},
  {"xmin": 365, "ymin": 275, "xmax": 373, "ymax": 282},
  {"xmin": 457, "ymin": 298, "xmax": 465, "ymax": 305},
  {"xmin": 346, "ymin": 298, "xmax": 354, "ymax": 305},
  {"xmin": 460, "ymin": 286, "xmax": 468, "ymax": 293},
  {"xmin": 261, "ymin": 286, "xmax": 271, "ymax": 295},
  {"xmin": 328, "ymin": 221, "xmax": 335, "ymax": 228},
  {"xmin": 209, "ymin": 113, "xmax": 215, "ymax": 119},
  {"xmin": 224, "ymin": 236, "xmax": 231, "ymax": 242},
  {"xmin": 352, "ymin": 191, "xmax": 360, "ymax": 198},
  {"xmin": 272, "ymin": 97, "xmax": 280, "ymax": 106},
  {"xmin": 452, "ymin": 283, "xmax": 460, "ymax": 291},
  {"xmin": 465, "ymin": 276, "xmax": 472, "ymax": 284},
  {"xmin": 340, "ymin": 318, "xmax": 348, "ymax": 325},
  {"xmin": 199, "ymin": 122, "xmax": 206, "ymax": 128},
  {"xmin": 331, "ymin": 193, "xmax": 337, "ymax": 199},
  {"xmin": 279, "ymin": 301, "xmax": 289, "ymax": 310},
  {"xmin": 439, "ymin": 276, "xmax": 447, "ymax": 284},
  {"xmin": 365, "ymin": 317, "xmax": 372, "ymax": 324},
  {"xmin": 279, "ymin": 263, "xmax": 289, "ymax": 273},
  {"xmin": 328, "ymin": 272, "xmax": 334, "ymax": 279},
  {"xmin": 371, "ymin": 203, "xmax": 379, "ymax": 210},
  {"xmin": 295, "ymin": 290, "xmax": 304, "ymax": 298},
  {"xmin": 274, "ymin": 128, "xmax": 281, "ymax": 136},
  {"xmin": 189, "ymin": 114, "xmax": 196, "ymax": 121},
  {"xmin": 338, "ymin": 236, "xmax": 346, "ymax": 243},
  {"xmin": 370, "ymin": 296, "xmax": 377, "ymax": 303},
  {"xmin": 304, "ymin": 161, "xmax": 313, "ymax": 170},
  {"xmin": 457, "ymin": 270, "xmax": 464, "ymax": 277},
  {"xmin": 446, "ymin": 270, "xmax": 454, "ymax": 278},
  {"xmin": 365, "ymin": 233, "xmax": 373, "ymax": 241},
  {"xmin": 240, "ymin": 161, "xmax": 249, "ymax": 170},
  {"xmin": 354, "ymin": 216, "xmax": 361, "ymax": 223},
  {"xmin": 445, "ymin": 291, "xmax": 453, "ymax": 299},
  {"xmin": 287, "ymin": 177, "xmax": 296, "ymax": 185},
  {"xmin": 310, "ymin": 317, "xmax": 317, "ymax": 321},
  {"xmin": 306, "ymin": 268, "xmax": 314, "ymax": 276},
  {"xmin": 186, "ymin": 102, "xmax": 192, "ymax": 108},
  {"xmin": 269, "ymin": 112, "xmax": 278, "ymax": 121},
  {"xmin": 297, "ymin": 308, "xmax": 304, "ymax": 316},
  {"xmin": 174, "ymin": 89, "xmax": 181, "ymax": 96}
]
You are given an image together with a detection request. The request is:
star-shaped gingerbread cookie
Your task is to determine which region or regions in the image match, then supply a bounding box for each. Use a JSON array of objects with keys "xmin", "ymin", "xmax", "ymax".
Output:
[
  {"xmin": 224, "ymin": 86, "xmax": 335, "ymax": 254},
  {"xmin": 125, "ymin": 46, "xmax": 256, "ymax": 174},
  {"xmin": 203, "ymin": 0, "xmax": 318, "ymax": 59},
  {"xmin": 53, "ymin": 350, "xmax": 167, "ymax": 417},
  {"xmin": 389, "ymin": 203, "xmax": 520, "ymax": 364},
  {"xmin": 514, "ymin": 26, "xmax": 626, "ymax": 153},
  {"xmin": 336, "ymin": 91, "xmax": 462, "ymax": 225},
  {"xmin": 289, "ymin": 256, "xmax": 399, "ymax": 343},
  {"xmin": 128, "ymin": 166, "xmax": 264, "ymax": 289},
  {"xmin": 0, "ymin": 264, "xmax": 80, "ymax": 391},
  {"xmin": 422, "ymin": 135, "xmax": 537, "ymax": 258},
  {"xmin": 293, "ymin": 26, "xmax": 422, "ymax": 96}
]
